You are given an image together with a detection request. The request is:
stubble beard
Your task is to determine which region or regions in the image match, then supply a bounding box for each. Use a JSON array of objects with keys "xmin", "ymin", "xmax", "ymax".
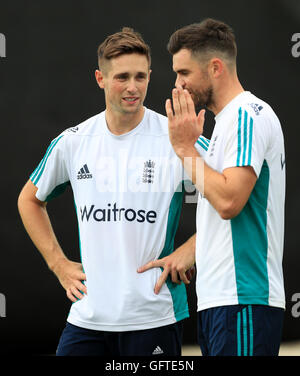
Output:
[{"xmin": 192, "ymin": 85, "xmax": 214, "ymax": 111}]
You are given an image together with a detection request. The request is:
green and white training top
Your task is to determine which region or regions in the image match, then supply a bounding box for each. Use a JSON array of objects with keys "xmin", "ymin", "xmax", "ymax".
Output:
[
  {"xmin": 30, "ymin": 107, "xmax": 207, "ymax": 331},
  {"xmin": 195, "ymin": 91, "xmax": 286, "ymax": 311}
]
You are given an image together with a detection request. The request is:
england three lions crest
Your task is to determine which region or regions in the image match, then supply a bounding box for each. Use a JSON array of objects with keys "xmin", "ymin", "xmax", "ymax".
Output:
[{"xmin": 142, "ymin": 160, "xmax": 155, "ymax": 184}]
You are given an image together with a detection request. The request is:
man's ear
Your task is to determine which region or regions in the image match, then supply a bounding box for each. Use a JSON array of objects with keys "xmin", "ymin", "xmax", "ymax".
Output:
[
  {"xmin": 148, "ymin": 69, "xmax": 152, "ymax": 83},
  {"xmin": 95, "ymin": 69, "xmax": 105, "ymax": 89},
  {"xmin": 209, "ymin": 58, "xmax": 223, "ymax": 78}
]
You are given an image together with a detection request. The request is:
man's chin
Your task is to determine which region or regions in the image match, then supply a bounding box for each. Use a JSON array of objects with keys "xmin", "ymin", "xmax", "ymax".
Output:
[{"xmin": 120, "ymin": 104, "xmax": 143, "ymax": 115}]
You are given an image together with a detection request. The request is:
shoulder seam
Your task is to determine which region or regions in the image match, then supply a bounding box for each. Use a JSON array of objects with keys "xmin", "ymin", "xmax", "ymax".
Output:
[{"xmin": 30, "ymin": 135, "xmax": 64, "ymax": 185}]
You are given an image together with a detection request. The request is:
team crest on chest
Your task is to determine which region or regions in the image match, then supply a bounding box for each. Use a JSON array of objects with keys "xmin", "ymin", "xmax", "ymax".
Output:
[{"xmin": 142, "ymin": 160, "xmax": 155, "ymax": 184}]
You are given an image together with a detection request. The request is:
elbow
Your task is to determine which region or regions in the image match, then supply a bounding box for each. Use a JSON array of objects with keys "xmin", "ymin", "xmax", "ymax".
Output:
[
  {"xmin": 17, "ymin": 189, "xmax": 30, "ymax": 216},
  {"xmin": 218, "ymin": 200, "xmax": 242, "ymax": 220}
]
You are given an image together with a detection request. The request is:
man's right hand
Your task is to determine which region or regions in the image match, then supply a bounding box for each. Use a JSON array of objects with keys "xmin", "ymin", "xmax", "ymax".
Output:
[{"xmin": 52, "ymin": 258, "xmax": 87, "ymax": 302}]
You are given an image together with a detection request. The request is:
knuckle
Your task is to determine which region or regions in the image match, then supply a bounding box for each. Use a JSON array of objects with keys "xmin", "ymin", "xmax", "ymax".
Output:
[
  {"xmin": 177, "ymin": 265, "xmax": 184, "ymax": 272},
  {"xmin": 171, "ymin": 265, "xmax": 178, "ymax": 273}
]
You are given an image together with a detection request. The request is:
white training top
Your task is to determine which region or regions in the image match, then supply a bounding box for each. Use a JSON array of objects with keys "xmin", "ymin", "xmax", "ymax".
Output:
[
  {"xmin": 195, "ymin": 91, "xmax": 286, "ymax": 311},
  {"xmin": 30, "ymin": 107, "xmax": 208, "ymax": 331}
]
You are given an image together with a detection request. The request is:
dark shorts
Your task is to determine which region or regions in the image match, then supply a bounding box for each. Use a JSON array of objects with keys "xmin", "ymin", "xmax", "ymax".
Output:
[
  {"xmin": 56, "ymin": 321, "xmax": 183, "ymax": 356},
  {"xmin": 197, "ymin": 304, "xmax": 284, "ymax": 356}
]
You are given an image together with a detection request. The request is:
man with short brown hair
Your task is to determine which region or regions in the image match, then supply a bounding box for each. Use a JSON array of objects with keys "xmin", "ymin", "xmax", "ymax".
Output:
[
  {"xmin": 140, "ymin": 18, "xmax": 286, "ymax": 356},
  {"xmin": 97, "ymin": 27, "xmax": 151, "ymax": 70},
  {"xmin": 18, "ymin": 27, "xmax": 207, "ymax": 356}
]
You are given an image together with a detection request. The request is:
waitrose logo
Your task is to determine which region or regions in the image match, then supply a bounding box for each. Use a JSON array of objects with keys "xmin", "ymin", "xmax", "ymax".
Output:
[{"xmin": 80, "ymin": 203, "xmax": 157, "ymax": 224}]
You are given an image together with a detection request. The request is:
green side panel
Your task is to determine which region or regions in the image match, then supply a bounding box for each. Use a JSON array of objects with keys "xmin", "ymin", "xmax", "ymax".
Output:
[
  {"xmin": 45, "ymin": 181, "xmax": 70, "ymax": 202},
  {"xmin": 159, "ymin": 181, "xmax": 189, "ymax": 321},
  {"xmin": 231, "ymin": 160, "xmax": 270, "ymax": 305}
]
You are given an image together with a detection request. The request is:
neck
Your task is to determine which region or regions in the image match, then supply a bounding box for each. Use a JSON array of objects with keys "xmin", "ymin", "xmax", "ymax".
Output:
[
  {"xmin": 105, "ymin": 106, "xmax": 145, "ymax": 135},
  {"xmin": 209, "ymin": 74, "xmax": 244, "ymax": 115}
]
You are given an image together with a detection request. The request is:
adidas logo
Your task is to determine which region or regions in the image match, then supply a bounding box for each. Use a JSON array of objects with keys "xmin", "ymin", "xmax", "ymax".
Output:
[
  {"xmin": 152, "ymin": 346, "xmax": 164, "ymax": 355},
  {"xmin": 77, "ymin": 164, "xmax": 93, "ymax": 180}
]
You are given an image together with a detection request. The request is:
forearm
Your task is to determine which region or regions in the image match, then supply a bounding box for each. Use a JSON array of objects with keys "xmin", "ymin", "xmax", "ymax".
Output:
[
  {"xmin": 179, "ymin": 147, "xmax": 231, "ymax": 216},
  {"xmin": 179, "ymin": 146, "xmax": 257, "ymax": 219},
  {"xmin": 177, "ymin": 233, "xmax": 196, "ymax": 264},
  {"xmin": 18, "ymin": 194, "xmax": 68, "ymax": 271},
  {"xmin": 18, "ymin": 180, "xmax": 86, "ymax": 302}
]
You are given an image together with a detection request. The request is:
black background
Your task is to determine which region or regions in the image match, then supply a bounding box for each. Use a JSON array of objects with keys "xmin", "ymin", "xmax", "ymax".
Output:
[{"xmin": 0, "ymin": 0, "xmax": 299, "ymax": 354}]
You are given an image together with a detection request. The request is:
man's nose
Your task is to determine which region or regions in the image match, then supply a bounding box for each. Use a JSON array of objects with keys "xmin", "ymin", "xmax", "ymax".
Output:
[
  {"xmin": 175, "ymin": 75, "xmax": 185, "ymax": 89},
  {"xmin": 127, "ymin": 78, "xmax": 138, "ymax": 93}
]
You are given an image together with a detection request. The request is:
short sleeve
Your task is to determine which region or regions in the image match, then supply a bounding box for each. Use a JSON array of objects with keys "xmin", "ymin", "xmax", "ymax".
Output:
[
  {"xmin": 194, "ymin": 135, "xmax": 210, "ymax": 158},
  {"xmin": 223, "ymin": 106, "xmax": 270, "ymax": 177},
  {"xmin": 30, "ymin": 134, "xmax": 70, "ymax": 202}
]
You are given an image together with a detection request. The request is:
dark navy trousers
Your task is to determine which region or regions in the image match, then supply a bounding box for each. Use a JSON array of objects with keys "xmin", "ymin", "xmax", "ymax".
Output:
[
  {"xmin": 56, "ymin": 321, "xmax": 183, "ymax": 356},
  {"xmin": 197, "ymin": 304, "xmax": 284, "ymax": 356}
]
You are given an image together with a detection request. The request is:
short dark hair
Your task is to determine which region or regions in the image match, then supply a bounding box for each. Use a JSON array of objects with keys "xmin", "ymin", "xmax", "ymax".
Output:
[
  {"xmin": 167, "ymin": 18, "xmax": 237, "ymax": 64},
  {"xmin": 97, "ymin": 27, "xmax": 151, "ymax": 71}
]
